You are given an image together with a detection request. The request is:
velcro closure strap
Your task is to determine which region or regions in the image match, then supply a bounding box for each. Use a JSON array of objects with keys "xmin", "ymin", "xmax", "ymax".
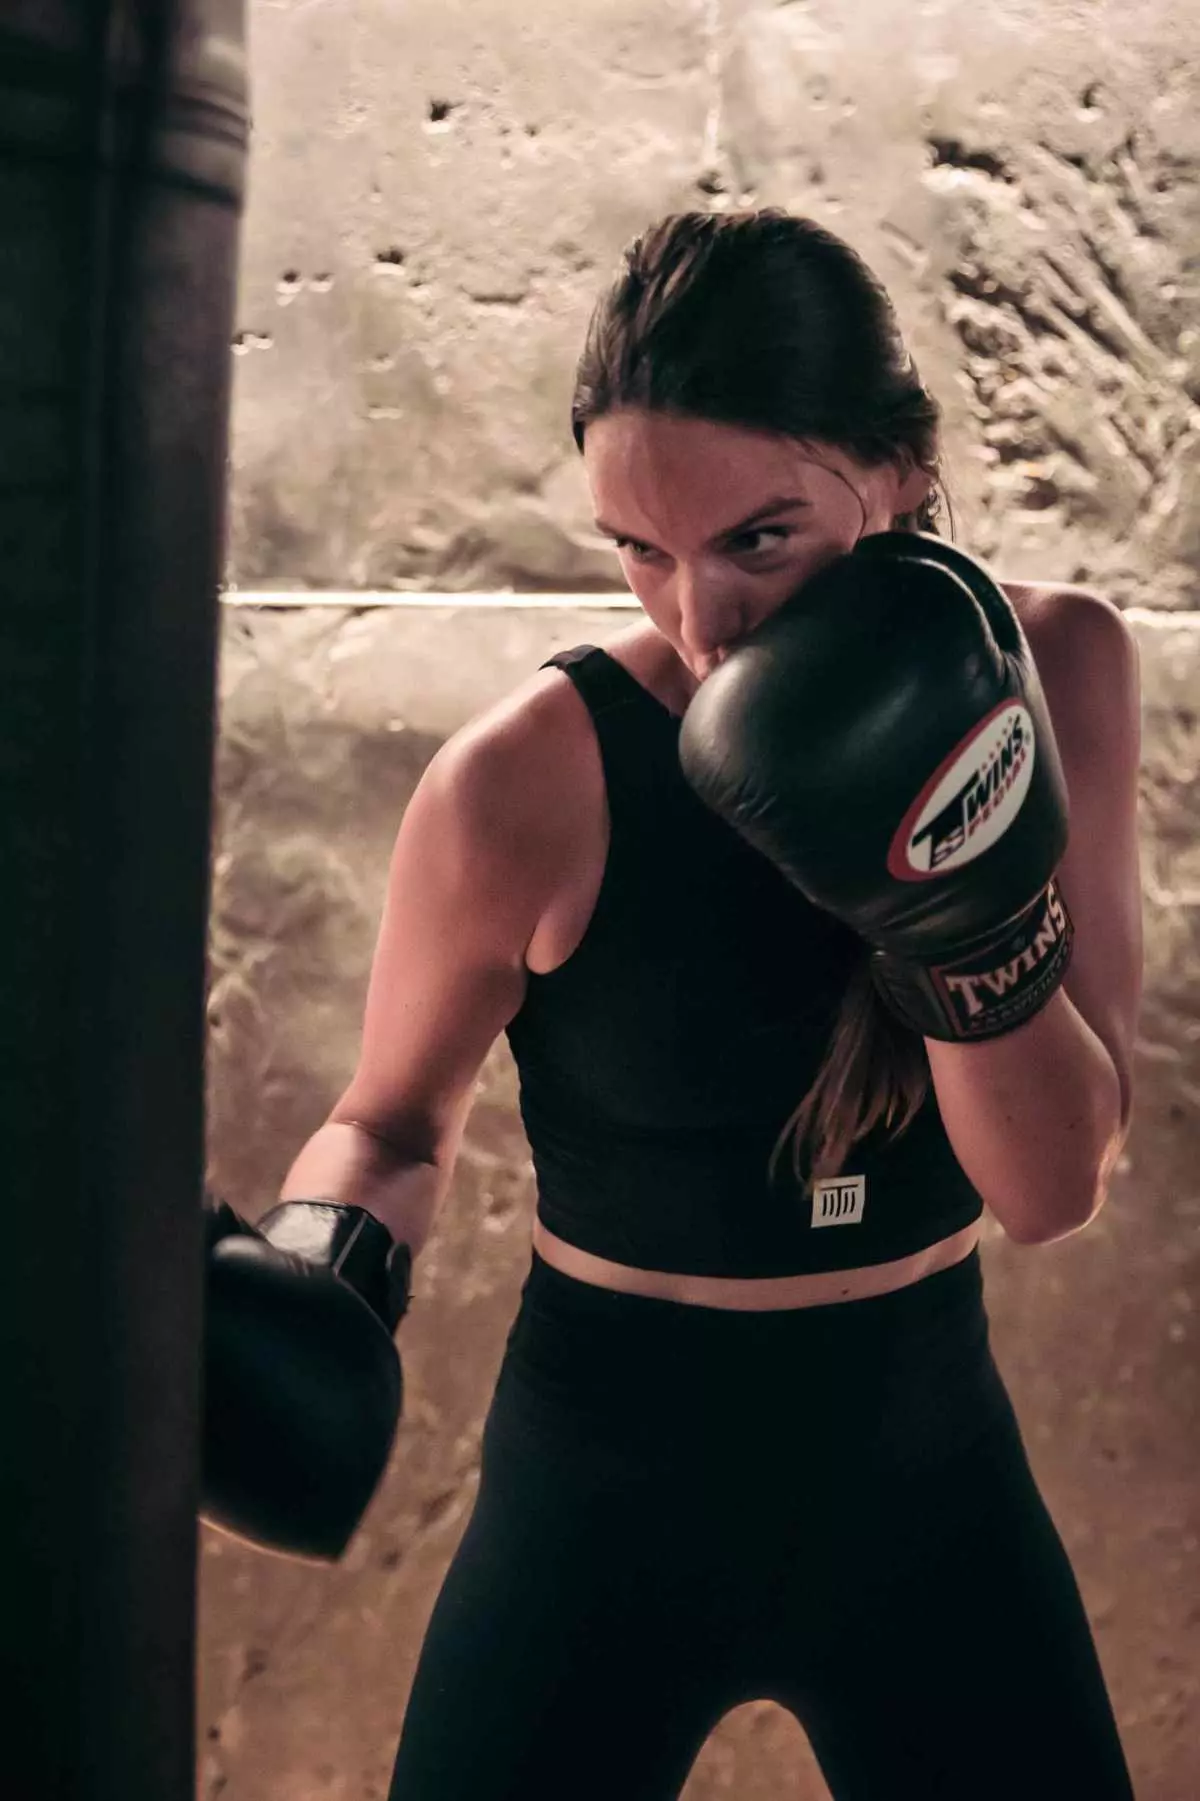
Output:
[
  {"xmin": 257, "ymin": 1200, "xmax": 413, "ymax": 1333},
  {"xmin": 868, "ymin": 879, "xmax": 1075, "ymax": 1042}
]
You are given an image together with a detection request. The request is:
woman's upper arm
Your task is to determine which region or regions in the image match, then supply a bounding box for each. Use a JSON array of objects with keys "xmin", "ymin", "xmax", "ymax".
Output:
[
  {"xmin": 330, "ymin": 716, "xmax": 559, "ymax": 1161},
  {"xmin": 1035, "ymin": 589, "xmax": 1144, "ymax": 1134}
]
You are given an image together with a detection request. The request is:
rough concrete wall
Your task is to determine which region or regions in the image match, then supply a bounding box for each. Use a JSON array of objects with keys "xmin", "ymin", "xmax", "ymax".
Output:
[
  {"xmin": 199, "ymin": 0, "xmax": 1200, "ymax": 1795},
  {"xmin": 228, "ymin": 0, "xmax": 1200, "ymax": 606}
]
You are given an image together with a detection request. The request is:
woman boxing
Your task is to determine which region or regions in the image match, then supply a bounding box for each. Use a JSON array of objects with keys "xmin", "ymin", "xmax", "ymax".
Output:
[{"xmin": 212, "ymin": 209, "xmax": 1143, "ymax": 1799}]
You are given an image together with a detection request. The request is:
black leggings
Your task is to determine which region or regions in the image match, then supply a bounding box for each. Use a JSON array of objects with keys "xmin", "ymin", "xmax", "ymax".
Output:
[{"xmin": 388, "ymin": 1247, "xmax": 1134, "ymax": 1800}]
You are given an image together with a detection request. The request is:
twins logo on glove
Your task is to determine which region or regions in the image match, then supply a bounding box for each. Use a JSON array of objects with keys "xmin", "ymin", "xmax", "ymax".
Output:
[{"xmin": 889, "ymin": 699, "xmax": 1035, "ymax": 880}]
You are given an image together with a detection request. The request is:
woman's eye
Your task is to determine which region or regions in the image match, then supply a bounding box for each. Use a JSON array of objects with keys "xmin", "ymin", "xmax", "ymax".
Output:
[
  {"xmin": 729, "ymin": 527, "xmax": 792, "ymax": 556},
  {"xmin": 610, "ymin": 526, "xmax": 793, "ymax": 562}
]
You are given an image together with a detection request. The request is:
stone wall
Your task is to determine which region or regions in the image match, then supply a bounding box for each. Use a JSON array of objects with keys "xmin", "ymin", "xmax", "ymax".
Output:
[
  {"xmin": 227, "ymin": 0, "xmax": 1200, "ymax": 606},
  {"xmin": 198, "ymin": 0, "xmax": 1200, "ymax": 1795}
]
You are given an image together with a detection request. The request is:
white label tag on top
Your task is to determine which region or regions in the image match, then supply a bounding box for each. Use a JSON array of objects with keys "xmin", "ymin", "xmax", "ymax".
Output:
[{"xmin": 811, "ymin": 1175, "xmax": 866, "ymax": 1228}]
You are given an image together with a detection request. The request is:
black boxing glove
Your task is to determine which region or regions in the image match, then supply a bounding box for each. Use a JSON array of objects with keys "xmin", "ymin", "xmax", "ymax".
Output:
[
  {"xmin": 205, "ymin": 1192, "xmax": 257, "ymax": 1253},
  {"xmin": 678, "ymin": 531, "xmax": 1074, "ymax": 1043},
  {"xmin": 202, "ymin": 1195, "xmax": 413, "ymax": 1563}
]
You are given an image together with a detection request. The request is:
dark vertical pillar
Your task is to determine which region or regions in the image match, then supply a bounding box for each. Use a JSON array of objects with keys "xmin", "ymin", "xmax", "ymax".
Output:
[{"xmin": 0, "ymin": 5, "xmax": 247, "ymax": 1796}]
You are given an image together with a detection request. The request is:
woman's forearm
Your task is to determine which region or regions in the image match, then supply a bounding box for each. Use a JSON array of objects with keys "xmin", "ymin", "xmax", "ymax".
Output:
[
  {"xmin": 924, "ymin": 986, "xmax": 1125, "ymax": 1246},
  {"xmin": 279, "ymin": 1118, "xmax": 452, "ymax": 1258}
]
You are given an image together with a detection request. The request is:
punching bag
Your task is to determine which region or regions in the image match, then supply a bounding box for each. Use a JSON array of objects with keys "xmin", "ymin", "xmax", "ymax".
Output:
[{"xmin": 0, "ymin": 6, "xmax": 248, "ymax": 1798}]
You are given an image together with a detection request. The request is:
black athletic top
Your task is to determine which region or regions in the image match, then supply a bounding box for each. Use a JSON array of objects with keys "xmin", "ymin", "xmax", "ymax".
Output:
[{"xmin": 503, "ymin": 645, "xmax": 985, "ymax": 1278}]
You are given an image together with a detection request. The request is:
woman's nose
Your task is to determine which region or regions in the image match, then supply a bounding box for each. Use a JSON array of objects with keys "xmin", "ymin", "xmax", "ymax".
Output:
[{"xmin": 676, "ymin": 570, "xmax": 747, "ymax": 659}]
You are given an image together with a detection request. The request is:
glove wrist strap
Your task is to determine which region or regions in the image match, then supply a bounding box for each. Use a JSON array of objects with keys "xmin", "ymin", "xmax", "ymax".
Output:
[
  {"xmin": 256, "ymin": 1200, "xmax": 413, "ymax": 1333},
  {"xmin": 868, "ymin": 878, "xmax": 1074, "ymax": 1043}
]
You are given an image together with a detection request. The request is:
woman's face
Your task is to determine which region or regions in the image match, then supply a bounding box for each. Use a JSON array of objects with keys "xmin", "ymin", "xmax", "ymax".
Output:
[{"xmin": 583, "ymin": 408, "xmax": 931, "ymax": 687}]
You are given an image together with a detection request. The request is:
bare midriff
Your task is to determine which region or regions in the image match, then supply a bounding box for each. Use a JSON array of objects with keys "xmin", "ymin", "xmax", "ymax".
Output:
[{"xmin": 531, "ymin": 1215, "xmax": 984, "ymax": 1312}]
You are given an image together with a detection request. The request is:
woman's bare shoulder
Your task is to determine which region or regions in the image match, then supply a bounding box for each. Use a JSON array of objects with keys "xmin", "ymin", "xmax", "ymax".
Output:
[
  {"xmin": 430, "ymin": 652, "xmax": 608, "ymax": 854},
  {"xmin": 1002, "ymin": 578, "xmax": 1133, "ymax": 672},
  {"xmin": 444, "ymin": 621, "xmax": 669, "ymax": 786},
  {"xmin": 1001, "ymin": 577, "xmax": 1060, "ymax": 628}
]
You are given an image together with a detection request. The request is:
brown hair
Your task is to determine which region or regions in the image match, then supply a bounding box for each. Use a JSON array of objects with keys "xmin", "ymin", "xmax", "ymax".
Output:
[{"xmin": 571, "ymin": 208, "xmax": 955, "ymax": 1194}]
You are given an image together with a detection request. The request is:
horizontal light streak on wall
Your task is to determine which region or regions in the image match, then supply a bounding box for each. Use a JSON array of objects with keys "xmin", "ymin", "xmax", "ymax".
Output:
[
  {"xmin": 219, "ymin": 595, "xmax": 1196, "ymax": 625},
  {"xmin": 221, "ymin": 590, "xmax": 641, "ymax": 610},
  {"xmin": 1124, "ymin": 609, "xmax": 1200, "ymax": 629}
]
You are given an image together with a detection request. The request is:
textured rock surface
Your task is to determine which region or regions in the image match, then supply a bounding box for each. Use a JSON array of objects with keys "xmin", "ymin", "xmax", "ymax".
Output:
[
  {"xmin": 199, "ymin": 0, "xmax": 1200, "ymax": 1793},
  {"xmin": 229, "ymin": 0, "xmax": 1200, "ymax": 608},
  {"xmin": 199, "ymin": 601, "xmax": 1197, "ymax": 1801}
]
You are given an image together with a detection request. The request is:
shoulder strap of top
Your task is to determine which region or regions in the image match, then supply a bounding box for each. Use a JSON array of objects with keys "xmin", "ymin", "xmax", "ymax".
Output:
[
  {"xmin": 541, "ymin": 644, "xmax": 654, "ymax": 719},
  {"xmin": 540, "ymin": 644, "xmax": 680, "ymax": 815}
]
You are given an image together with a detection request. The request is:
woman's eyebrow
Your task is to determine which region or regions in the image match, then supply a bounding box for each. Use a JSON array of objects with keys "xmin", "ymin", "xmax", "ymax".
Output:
[{"xmin": 593, "ymin": 495, "xmax": 813, "ymax": 542}]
